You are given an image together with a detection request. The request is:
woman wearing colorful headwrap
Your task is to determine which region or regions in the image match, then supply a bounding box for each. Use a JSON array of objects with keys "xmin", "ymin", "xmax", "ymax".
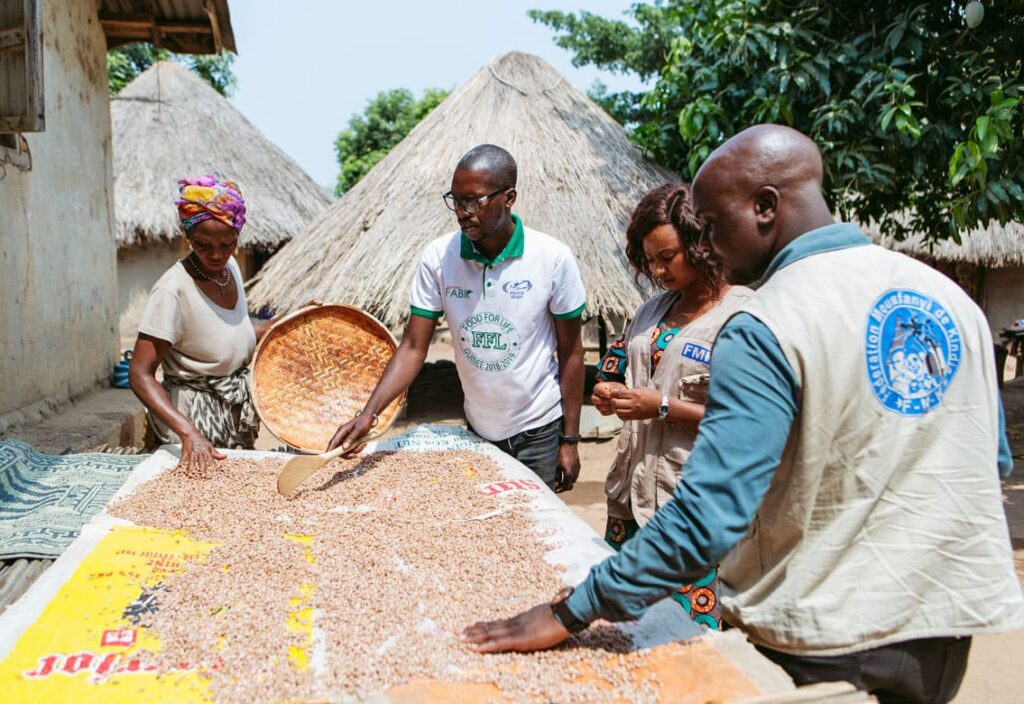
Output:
[{"xmin": 129, "ymin": 176, "xmax": 282, "ymax": 473}]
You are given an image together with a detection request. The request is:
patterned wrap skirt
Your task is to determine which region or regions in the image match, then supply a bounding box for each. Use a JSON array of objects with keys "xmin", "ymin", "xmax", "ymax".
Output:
[{"xmin": 147, "ymin": 367, "xmax": 259, "ymax": 450}]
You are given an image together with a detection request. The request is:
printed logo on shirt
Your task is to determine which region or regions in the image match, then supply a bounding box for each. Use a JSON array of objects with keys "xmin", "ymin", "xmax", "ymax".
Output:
[
  {"xmin": 446, "ymin": 285, "xmax": 474, "ymax": 299},
  {"xmin": 681, "ymin": 342, "xmax": 712, "ymax": 365},
  {"xmin": 865, "ymin": 288, "xmax": 962, "ymax": 416},
  {"xmin": 502, "ymin": 279, "xmax": 533, "ymax": 300},
  {"xmin": 459, "ymin": 312, "xmax": 521, "ymax": 372}
]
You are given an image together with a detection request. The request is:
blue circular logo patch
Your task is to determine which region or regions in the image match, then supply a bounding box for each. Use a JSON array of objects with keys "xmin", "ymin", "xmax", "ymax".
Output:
[{"xmin": 865, "ymin": 289, "xmax": 962, "ymax": 416}]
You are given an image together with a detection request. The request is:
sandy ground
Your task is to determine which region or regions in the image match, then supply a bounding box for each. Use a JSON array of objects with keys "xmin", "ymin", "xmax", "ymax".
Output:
[{"xmin": 251, "ymin": 341, "xmax": 1024, "ymax": 702}]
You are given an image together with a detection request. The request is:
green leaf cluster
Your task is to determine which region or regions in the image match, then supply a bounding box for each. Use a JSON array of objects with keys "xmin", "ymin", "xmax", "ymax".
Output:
[
  {"xmin": 107, "ymin": 43, "xmax": 237, "ymax": 97},
  {"xmin": 334, "ymin": 88, "xmax": 449, "ymax": 196},
  {"xmin": 532, "ymin": 1, "xmax": 1024, "ymax": 242}
]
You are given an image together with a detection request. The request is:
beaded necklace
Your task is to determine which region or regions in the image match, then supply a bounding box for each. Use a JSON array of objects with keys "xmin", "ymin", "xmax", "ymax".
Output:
[{"xmin": 187, "ymin": 252, "xmax": 233, "ymax": 288}]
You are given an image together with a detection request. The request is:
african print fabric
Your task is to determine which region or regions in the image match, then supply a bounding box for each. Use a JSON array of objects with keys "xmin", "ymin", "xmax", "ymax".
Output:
[
  {"xmin": 157, "ymin": 367, "xmax": 259, "ymax": 449},
  {"xmin": 597, "ymin": 321, "xmax": 681, "ymax": 383},
  {"xmin": 604, "ymin": 516, "xmax": 721, "ymax": 630},
  {"xmin": 176, "ymin": 174, "xmax": 246, "ymax": 232},
  {"xmin": 0, "ymin": 440, "xmax": 146, "ymax": 558}
]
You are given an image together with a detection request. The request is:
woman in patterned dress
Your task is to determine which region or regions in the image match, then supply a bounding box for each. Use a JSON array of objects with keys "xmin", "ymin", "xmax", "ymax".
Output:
[
  {"xmin": 592, "ymin": 183, "xmax": 752, "ymax": 629},
  {"xmin": 128, "ymin": 176, "xmax": 282, "ymax": 472}
]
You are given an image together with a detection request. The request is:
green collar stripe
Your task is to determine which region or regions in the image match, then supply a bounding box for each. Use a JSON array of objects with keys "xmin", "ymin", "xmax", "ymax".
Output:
[
  {"xmin": 459, "ymin": 212, "xmax": 525, "ymax": 265},
  {"xmin": 552, "ymin": 302, "xmax": 587, "ymax": 320},
  {"xmin": 410, "ymin": 305, "xmax": 443, "ymax": 320}
]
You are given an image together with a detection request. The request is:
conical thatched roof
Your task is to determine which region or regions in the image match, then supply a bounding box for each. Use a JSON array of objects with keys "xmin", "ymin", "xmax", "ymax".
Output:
[
  {"xmin": 248, "ymin": 51, "xmax": 678, "ymax": 327},
  {"xmin": 112, "ymin": 61, "xmax": 331, "ymax": 249},
  {"xmin": 865, "ymin": 217, "xmax": 1024, "ymax": 268}
]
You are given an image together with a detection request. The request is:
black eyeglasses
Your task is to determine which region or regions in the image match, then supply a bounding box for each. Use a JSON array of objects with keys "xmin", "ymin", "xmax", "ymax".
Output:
[{"xmin": 442, "ymin": 187, "xmax": 511, "ymax": 215}]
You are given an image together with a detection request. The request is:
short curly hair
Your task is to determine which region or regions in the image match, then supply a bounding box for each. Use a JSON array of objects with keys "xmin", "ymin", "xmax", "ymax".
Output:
[{"xmin": 624, "ymin": 183, "xmax": 723, "ymax": 296}]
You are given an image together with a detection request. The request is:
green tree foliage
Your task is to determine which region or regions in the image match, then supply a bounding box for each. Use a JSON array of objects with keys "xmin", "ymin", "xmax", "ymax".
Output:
[
  {"xmin": 107, "ymin": 44, "xmax": 236, "ymax": 97},
  {"xmin": 334, "ymin": 88, "xmax": 449, "ymax": 196},
  {"xmin": 531, "ymin": 1, "xmax": 1024, "ymax": 241}
]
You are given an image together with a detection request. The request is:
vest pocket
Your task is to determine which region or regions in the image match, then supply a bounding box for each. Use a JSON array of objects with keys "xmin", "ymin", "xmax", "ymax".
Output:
[
  {"xmin": 659, "ymin": 435, "xmax": 692, "ymax": 507},
  {"xmin": 604, "ymin": 426, "xmax": 635, "ymax": 501},
  {"xmin": 679, "ymin": 372, "xmax": 711, "ymax": 404}
]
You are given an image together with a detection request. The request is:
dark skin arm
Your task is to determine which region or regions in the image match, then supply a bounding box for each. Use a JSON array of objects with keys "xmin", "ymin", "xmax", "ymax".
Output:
[
  {"xmin": 605, "ymin": 387, "xmax": 705, "ymax": 425},
  {"xmin": 592, "ymin": 382, "xmax": 705, "ymax": 425},
  {"xmin": 129, "ymin": 333, "xmax": 225, "ymax": 472},
  {"xmin": 460, "ymin": 603, "xmax": 571, "ymax": 653},
  {"xmin": 553, "ymin": 316, "xmax": 584, "ymax": 492},
  {"xmin": 327, "ymin": 314, "xmax": 437, "ymax": 455}
]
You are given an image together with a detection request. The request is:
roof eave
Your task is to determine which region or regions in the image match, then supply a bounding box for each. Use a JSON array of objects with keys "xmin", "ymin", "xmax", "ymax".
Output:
[{"xmin": 100, "ymin": 1, "xmax": 236, "ymax": 55}]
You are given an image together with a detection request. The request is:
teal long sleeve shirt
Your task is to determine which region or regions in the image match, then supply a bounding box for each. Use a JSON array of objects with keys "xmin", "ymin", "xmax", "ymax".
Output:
[{"xmin": 567, "ymin": 224, "xmax": 1014, "ymax": 624}]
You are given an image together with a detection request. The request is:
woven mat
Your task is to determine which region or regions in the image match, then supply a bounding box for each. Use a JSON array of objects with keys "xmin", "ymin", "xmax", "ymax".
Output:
[{"xmin": 0, "ymin": 440, "xmax": 147, "ymax": 559}]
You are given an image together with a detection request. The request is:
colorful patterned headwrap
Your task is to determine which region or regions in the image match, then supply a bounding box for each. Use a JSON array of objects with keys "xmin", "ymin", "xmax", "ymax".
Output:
[{"xmin": 176, "ymin": 175, "xmax": 247, "ymax": 233}]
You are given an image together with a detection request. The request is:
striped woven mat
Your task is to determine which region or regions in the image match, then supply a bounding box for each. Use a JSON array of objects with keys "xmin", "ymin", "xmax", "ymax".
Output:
[{"xmin": 0, "ymin": 440, "xmax": 147, "ymax": 558}]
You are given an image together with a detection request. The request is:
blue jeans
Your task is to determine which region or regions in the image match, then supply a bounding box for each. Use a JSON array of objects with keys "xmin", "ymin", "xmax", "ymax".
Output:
[{"xmin": 474, "ymin": 417, "xmax": 562, "ymax": 489}]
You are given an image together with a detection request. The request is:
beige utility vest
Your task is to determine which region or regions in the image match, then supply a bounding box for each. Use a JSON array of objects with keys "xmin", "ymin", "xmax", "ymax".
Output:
[
  {"xmin": 605, "ymin": 287, "xmax": 752, "ymax": 525},
  {"xmin": 720, "ymin": 243, "xmax": 1024, "ymax": 655}
]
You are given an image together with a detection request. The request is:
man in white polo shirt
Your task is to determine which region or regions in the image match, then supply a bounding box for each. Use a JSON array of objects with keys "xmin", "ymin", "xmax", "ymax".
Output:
[{"xmin": 328, "ymin": 144, "xmax": 587, "ymax": 491}]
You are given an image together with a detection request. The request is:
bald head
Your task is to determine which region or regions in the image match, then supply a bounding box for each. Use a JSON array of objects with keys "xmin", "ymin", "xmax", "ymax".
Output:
[
  {"xmin": 691, "ymin": 124, "xmax": 834, "ymax": 285},
  {"xmin": 456, "ymin": 144, "xmax": 517, "ymax": 188},
  {"xmin": 696, "ymin": 124, "xmax": 824, "ymax": 198}
]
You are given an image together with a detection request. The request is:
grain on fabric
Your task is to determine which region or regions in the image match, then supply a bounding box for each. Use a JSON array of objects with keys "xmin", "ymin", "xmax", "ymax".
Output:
[{"xmin": 109, "ymin": 451, "xmax": 659, "ymax": 703}]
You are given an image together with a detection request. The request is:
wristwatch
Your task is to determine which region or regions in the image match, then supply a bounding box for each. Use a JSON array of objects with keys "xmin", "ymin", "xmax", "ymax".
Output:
[
  {"xmin": 658, "ymin": 393, "xmax": 670, "ymax": 420},
  {"xmin": 558, "ymin": 433, "xmax": 582, "ymax": 445},
  {"xmin": 550, "ymin": 587, "xmax": 587, "ymax": 634}
]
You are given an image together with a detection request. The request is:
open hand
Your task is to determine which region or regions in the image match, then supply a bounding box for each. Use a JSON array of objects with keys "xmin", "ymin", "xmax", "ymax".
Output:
[
  {"xmin": 459, "ymin": 603, "xmax": 571, "ymax": 653},
  {"xmin": 177, "ymin": 431, "xmax": 226, "ymax": 477}
]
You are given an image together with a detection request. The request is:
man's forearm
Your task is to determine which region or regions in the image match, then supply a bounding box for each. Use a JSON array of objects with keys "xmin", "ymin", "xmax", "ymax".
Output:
[
  {"xmin": 557, "ymin": 336, "xmax": 584, "ymax": 434},
  {"xmin": 363, "ymin": 341, "xmax": 429, "ymax": 416}
]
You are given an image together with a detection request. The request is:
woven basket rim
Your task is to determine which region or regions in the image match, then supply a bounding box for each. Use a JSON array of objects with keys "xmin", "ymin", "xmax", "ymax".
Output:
[{"xmin": 251, "ymin": 304, "xmax": 403, "ymax": 453}]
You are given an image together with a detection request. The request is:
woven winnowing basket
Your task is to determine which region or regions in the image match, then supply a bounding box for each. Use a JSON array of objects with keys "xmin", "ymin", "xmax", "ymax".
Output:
[{"xmin": 252, "ymin": 305, "xmax": 403, "ymax": 453}]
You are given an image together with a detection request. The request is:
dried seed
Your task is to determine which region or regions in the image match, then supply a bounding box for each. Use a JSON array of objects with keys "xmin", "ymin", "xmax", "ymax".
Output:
[{"xmin": 109, "ymin": 451, "xmax": 657, "ymax": 703}]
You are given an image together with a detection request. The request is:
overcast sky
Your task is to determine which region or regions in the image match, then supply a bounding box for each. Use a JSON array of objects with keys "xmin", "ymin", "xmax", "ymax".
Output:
[{"xmin": 228, "ymin": 1, "xmax": 643, "ymax": 191}]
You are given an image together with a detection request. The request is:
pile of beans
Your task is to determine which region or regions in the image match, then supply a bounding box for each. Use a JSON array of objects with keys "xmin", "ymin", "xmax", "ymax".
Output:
[{"xmin": 109, "ymin": 451, "xmax": 659, "ymax": 702}]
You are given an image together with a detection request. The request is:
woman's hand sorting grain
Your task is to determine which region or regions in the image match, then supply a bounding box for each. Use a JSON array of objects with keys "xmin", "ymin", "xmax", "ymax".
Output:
[
  {"xmin": 459, "ymin": 604, "xmax": 570, "ymax": 653},
  {"xmin": 177, "ymin": 430, "xmax": 226, "ymax": 477}
]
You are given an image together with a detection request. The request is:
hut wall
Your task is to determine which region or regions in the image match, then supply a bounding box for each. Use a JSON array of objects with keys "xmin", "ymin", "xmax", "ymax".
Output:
[
  {"xmin": 117, "ymin": 239, "xmax": 185, "ymax": 344},
  {"xmin": 985, "ymin": 266, "xmax": 1024, "ymax": 337},
  {"xmin": 0, "ymin": 0, "xmax": 117, "ymax": 425}
]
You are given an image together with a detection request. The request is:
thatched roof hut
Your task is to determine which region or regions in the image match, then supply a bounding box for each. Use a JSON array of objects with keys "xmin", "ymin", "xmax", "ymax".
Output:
[
  {"xmin": 112, "ymin": 61, "xmax": 331, "ymax": 341},
  {"xmin": 866, "ymin": 219, "xmax": 1024, "ymax": 268},
  {"xmin": 112, "ymin": 61, "xmax": 331, "ymax": 250},
  {"xmin": 867, "ymin": 218, "xmax": 1024, "ymax": 338},
  {"xmin": 248, "ymin": 51, "xmax": 678, "ymax": 329}
]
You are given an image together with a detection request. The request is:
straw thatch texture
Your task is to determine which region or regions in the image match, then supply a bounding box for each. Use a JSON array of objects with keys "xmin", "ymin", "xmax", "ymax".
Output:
[
  {"xmin": 865, "ymin": 217, "xmax": 1024, "ymax": 267},
  {"xmin": 247, "ymin": 51, "xmax": 678, "ymax": 328},
  {"xmin": 112, "ymin": 62, "xmax": 331, "ymax": 249}
]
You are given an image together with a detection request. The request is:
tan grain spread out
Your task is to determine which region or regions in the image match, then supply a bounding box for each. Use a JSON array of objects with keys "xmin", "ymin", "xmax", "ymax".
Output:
[{"xmin": 108, "ymin": 452, "xmax": 662, "ymax": 703}]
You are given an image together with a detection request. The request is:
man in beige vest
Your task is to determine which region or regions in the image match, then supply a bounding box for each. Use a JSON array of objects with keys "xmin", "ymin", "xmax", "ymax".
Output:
[{"xmin": 461, "ymin": 125, "xmax": 1022, "ymax": 704}]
